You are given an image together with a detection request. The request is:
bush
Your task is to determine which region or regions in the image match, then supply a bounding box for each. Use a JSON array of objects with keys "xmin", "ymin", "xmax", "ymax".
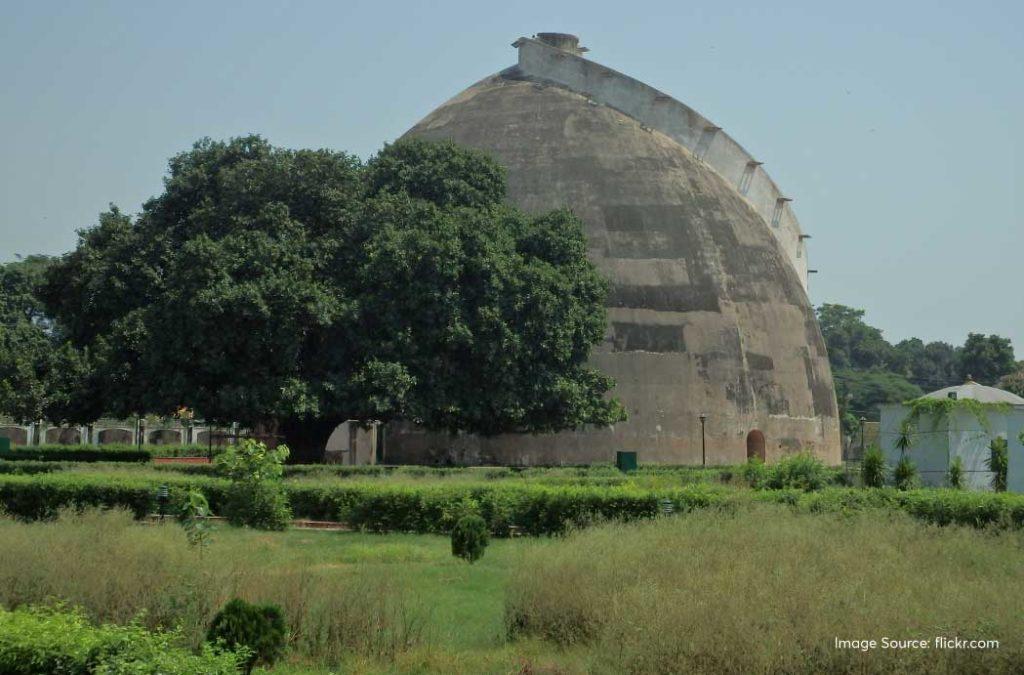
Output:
[
  {"xmin": 222, "ymin": 481, "xmax": 292, "ymax": 530},
  {"xmin": 206, "ymin": 599, "xmax": 286, "ymax": 673},
  {"xmin": 988, "ymin": 437, "xmax": 1009, "ymax": 492},
  {"xmin": 451, "ymin": 514, "xmax": 489, "ymax": 563},
  {"xmin": 741, "ymin": 458, "xmax": 768, "ymax": 488},
  {"xmin": 946, "ymin": 456, "xmax": 965, "ymax": 489},
  {"xmin": 179, "ymin": 489, "xmax": 212, "ymax": 549},
  {"xmin": 893, "ymin": 456, "xmax": 918, "ymax": 491},
  {"xmin": 763, "ymin": 453, "xmax": 830, "ymax": 491},
  {"xmin": 216, "ymin": 440, "xmax": 291, "ymax": 530},
  {"xmin": 861, "ymin": 445, "xmax": 886, "ymax": 488},
  {"xmin": 0, "ymin": 605, "xmax": 241, "ymax": 674}
]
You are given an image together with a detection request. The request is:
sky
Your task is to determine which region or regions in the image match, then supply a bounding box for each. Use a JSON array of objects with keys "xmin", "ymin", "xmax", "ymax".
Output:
[{"xmin": 1, "ymin": 0, "xmax": 1021, "ymax": 352}]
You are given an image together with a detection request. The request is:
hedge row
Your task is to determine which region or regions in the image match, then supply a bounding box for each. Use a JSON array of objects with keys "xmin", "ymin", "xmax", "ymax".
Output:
[
  {"xmin": 758, "ymin": 487, "xmax": 1024, "ymax": 529},
  {"xmin": 0, "ymin": 472, "xmax": 717, "ymax": 533},
  {"xmin": 4, "ymin": 472, "xmax": 1024, "ymax": 535},
  {"xmin": 0, "ymin": 447, "xmax": 152, "ymax": 463},
  {"xmin": 0, "ymin": 605, "xmax": 241, "ymax": 674},
  {"xmin": 0, "ymin": 444, "xmax": 218, "ymax": 463},
  {"xmin": 0, "ymin": 460, "xmax": 65, "ymax": 476}
]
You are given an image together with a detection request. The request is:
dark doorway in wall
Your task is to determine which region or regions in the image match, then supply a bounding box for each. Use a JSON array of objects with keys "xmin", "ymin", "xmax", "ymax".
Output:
[{"xmin": 746, "ymin": 429, "xmax": 766, "ymax": 461}]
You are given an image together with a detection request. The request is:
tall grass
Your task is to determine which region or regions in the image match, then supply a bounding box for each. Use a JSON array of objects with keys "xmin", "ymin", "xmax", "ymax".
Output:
[
  {"xmin": 506, "ymin": 505, "xmax": 1024, "ymax": 674},
  {"xmin": 0, "ymin": 510, "xmax": 429, "ymax": 665}
]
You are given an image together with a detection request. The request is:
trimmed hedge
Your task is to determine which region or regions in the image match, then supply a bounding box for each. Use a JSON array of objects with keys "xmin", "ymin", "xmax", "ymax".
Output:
[
  {"xmin": 0, "ymin": 446, "xmax": 152, "ymax": 463},
  {"xmin": 0, "ymin": 443, "xmax": 217, "ymax": 463},
  {"xmin": 0, "ymin": 460, "xmax": 66, "ymax": 476},
  {"xmin": 0, "ymin": 605, "xmax": 241, "ymax": 674},
  {"xmin": 4, "ymin": 471, "xmax": 1024, "ymax": 535}
]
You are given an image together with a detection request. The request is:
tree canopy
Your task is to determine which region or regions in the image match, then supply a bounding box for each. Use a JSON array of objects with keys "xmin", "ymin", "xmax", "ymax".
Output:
[
  {"xmin": 0, "ymin": 256, "xmax": 87, "ymax": 422},
  {"xmin": 816, "ymin": 304, "xmax": 1016, "ymax": 437},
  {"xmin": 957, "ymin": 333, "xmax": 1016, "ymax": 385},
  {"xmin": 40, "ymin": 136, "xmax": 625, "ymax": 457}
]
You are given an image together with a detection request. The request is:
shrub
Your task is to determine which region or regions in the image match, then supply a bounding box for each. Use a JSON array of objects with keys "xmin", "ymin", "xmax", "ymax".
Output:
[
  {"xmin": 179, "ymin": 489, "xmax": 213, "ymax": 550},
  {"xmin": 216, "ymin": 440, "xmax": 291, "ymax": 530},
  {"xmin": 988, "ymin": 437, "xmax": 1009, "ymax": 492},
  {"xmin": 215, "ymin": 439, "xmax": 288, "ymax": 483},
  {"xmin": 893, "ymin": 455, "xmax": 918, "ymax": 491},
  {"xmin": 451, "ymin": 514, "xmax": 489, "ymax": 563},
  {"xmin": 741, "ymin": 458, "xmax": 768, "ymax": 488},
  {"xmin": 222, "ymin": 481, "xmax": 292, "ymax": 530},
  {"xmin": 763, "ymin": 453, "xmax": 830, "ymax": 491},
  {"xmin": 0, "ymin": 605, "xmax": 241, "ymax": 674},
  {"xmin": 206, "ymin": 599, "xmax": 286, "ymax": 673},
  {"xmin": 947, "ymin": 456, "xmax": 965, "ymax": 489},
  {"xmin": 861, "ymin": 445, "xmax": 886, "ymax": 488}
]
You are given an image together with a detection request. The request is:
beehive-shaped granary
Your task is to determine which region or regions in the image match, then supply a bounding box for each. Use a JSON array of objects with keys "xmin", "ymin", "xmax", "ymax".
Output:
[{"xmin": 385, "ymin": 33, "xmax": 840, "ymax": 465}]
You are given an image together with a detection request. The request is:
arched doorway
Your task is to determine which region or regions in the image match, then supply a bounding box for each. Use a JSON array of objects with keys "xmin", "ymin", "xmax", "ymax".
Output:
[{"xmin": 746, "ymin": 430, "xmax": 766, "ymax": 461}]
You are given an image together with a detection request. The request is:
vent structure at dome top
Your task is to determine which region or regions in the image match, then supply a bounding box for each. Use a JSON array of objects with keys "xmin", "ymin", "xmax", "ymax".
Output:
[{"xmin": 384, "ymin": 33, "xmax": 840, "ymax": 465}]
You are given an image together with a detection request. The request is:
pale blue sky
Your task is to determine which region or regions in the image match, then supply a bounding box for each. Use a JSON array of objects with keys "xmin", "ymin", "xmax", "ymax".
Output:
[{"xmin": 1, "ymin": 1, "xmax": 1021, "ymax": 351}]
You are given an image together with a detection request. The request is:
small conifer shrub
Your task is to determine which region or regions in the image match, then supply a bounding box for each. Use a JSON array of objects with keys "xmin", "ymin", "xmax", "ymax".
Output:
[
  {"xmin": 206, "ymin": 598, "xmax": 286, "ymax": 673},
  {"xmin": 451, "ymin": 514, "xmax": 489, "ymax": 564}
]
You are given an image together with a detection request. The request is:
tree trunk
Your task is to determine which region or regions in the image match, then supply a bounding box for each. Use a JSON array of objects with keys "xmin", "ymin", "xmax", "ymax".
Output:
[{"xmin": 278, "ymin": 416, "xmax": 342, "ymax": 464}]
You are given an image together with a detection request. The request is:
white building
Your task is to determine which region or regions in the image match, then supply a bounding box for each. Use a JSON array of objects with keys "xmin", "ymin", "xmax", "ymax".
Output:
[{"xmin": 879, "ymin": 380, "xmax": 1024, "ymax": 490}]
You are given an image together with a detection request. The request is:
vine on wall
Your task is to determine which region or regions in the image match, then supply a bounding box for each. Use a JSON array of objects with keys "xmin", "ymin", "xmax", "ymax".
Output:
[{"xmin": 897, "ymin": 398, "xmax": 1011, "ymax": 456}]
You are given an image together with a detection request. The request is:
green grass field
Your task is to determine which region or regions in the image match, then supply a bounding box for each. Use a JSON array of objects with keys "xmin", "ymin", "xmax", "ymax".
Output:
[{"xmin": 2, "ymin": 504, "xmax": 1023, "ymax": 673}]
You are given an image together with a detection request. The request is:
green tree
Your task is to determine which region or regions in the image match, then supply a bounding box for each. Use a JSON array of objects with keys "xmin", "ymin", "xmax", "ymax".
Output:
[
  {"xmin": 0, "ymin": 256, "xmax": 82, "ymax": 422},
  {"xmin": 996, "ymin": 363, "xmax": 1024, "ymax": 398},
  {"xmin": 816, "ymin": 304, "xmax": 893, "ymax": 371},
  {"xmin": 833, "ymin": 369, "xmax": 922, "ymax": 434},
  {"xmin": 43, "ymin": 137, "xmax": 624, "ymax": 459},
  {"xmin": 451, "ymin": 514, "xmax": 490, "ymax": 563},
  {"xmin": 957, "ymin": 333, "xmax": 1015, "ymax": 385},
  {"xmin": 890, "ymin": 337, "xmax": 959, "ymax": 389}
]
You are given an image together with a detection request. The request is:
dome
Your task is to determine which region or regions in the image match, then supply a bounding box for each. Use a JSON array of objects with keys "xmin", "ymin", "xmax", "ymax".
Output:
[
  {"xmin": 921, "ymin": 379, "xmax": 1024, "ymax": 405},
  {"xmin": 384, "ymin": 34, "xmax": 840, "ymax": 465}
]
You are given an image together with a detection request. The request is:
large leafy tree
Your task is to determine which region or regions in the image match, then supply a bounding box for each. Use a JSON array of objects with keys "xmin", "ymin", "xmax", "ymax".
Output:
[
  {"xmin": 815, "ymin": 304, "xmax": 893, "ymax": 371},
  {"xmin": 998, "ymin": 363, "xmax": 1024, "ymax": 398},
  {"xmin": 833, "ymin": 369, "xmax": 923, "ymax": 433},
  {"xmin": 0, "ymin": 256, "xmax": 86, "ymax": 422},
  {"xmin": 957, "ymin": 333, "xmax": 1016, "ymax": 385},
  {"xmin": 889, "ymin": 337, "xmax": 959, "ymax": 390},
  {"xmin": 42, "ymin": 137, "xmax": 624, "ymax": 459}
]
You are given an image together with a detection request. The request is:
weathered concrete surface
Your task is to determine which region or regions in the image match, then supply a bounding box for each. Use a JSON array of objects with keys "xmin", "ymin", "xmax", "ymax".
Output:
[
  {"xmin": 386, "ymin": 34, "xmax": 840, "ymax": 465},
  {"xmin": 512, "ymin": 36, "xmax": 811, "ymax": 286}
]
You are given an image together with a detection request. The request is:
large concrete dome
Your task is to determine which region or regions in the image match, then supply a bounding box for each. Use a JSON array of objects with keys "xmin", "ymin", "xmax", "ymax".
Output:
[{"xmin": 385, "ymin": 33, "xmax": 840, "ymax": 465}]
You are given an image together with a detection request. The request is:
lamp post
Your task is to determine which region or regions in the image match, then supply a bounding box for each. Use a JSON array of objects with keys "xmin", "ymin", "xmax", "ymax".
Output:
[
  {"xmin": 859, "ymin": 416, "xmax": 867, "ymax": 459},
  {"xmin": 698, "ymin": 413, "xmax": 707, "ymax": 466}
]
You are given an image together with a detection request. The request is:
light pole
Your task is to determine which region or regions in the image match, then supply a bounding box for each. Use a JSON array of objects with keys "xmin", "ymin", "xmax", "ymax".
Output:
[
  {"xmin": 859, "ymin": 416, "xmax": 867, "ymax": 458},
  {"xmin": 698, "ymin": 413, "xmax": 707, "ymax": 466}
]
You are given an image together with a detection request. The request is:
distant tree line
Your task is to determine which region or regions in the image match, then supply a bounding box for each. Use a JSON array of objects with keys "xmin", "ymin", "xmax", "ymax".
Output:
[{"xmin": 816, "ymin": 303, "xmax": 1021, "ymax": 437}]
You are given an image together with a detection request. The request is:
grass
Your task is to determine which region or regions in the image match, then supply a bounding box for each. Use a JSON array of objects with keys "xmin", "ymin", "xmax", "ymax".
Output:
[
  {"xmin": 2, "ymin": 504, "xmax": 1023, "ymax": 673},
  {"xmin": 508, "ymin": 505, "xmax": 1024, "ymax": 674}
]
